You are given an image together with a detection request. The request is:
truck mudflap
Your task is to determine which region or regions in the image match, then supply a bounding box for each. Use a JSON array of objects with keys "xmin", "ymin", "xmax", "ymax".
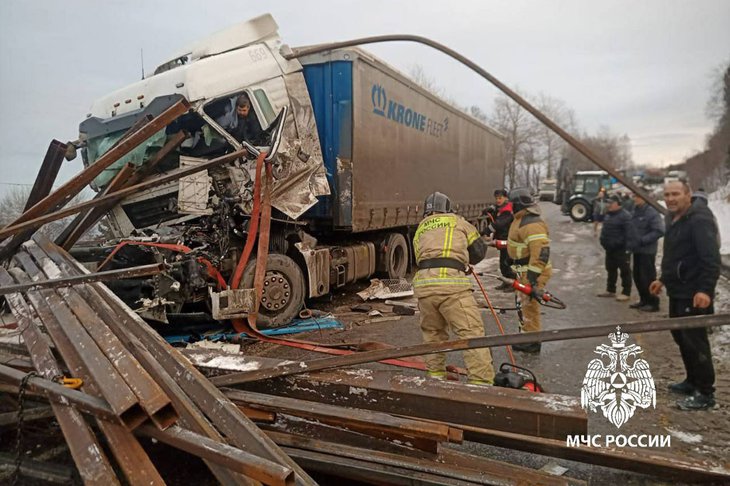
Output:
[{"xmin": 269, "ymin": 72, "xmax": 329, "ymax": 219}]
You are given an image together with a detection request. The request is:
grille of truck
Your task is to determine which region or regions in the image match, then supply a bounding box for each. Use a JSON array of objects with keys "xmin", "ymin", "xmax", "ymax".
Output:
[{"xmin": 122, "ymin": 193, "xmax": 181, "ymax": 228}]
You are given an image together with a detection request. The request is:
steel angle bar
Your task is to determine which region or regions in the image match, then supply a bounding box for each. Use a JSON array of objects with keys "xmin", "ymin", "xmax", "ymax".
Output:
[
  {"xmin": 0, "ymin": 363, "xmax": 119, "ymax": 422},
  {"xmin": 0, "ymin": 452, "xmax": 74, "ymax": 485},
  {"xmin": 6, "ymin": 268, "xmax": 164, "ymax": 485},
  {"xmin": 211, "ymin": 314, "xmax": 730, "ymax": 386},
  {"xmin": 223, "ymin": 388, "xmax": 457, "ymax": 450},
  {"xmin": 0, "ymin": 263, "xmax": 164, "ymax": 296},
  {"xmin": 231, "ymin": 370, "xmax": 585, "ymax": 441},
  {"xmin": 0, "ymin": 148, "xmax": 247, "ymax": 240},
  {"xmin": 31, "ymin": 241, "xmax": 262, "ymax": 486},
  {"xmin": 140, "ymin": 424, "xmax": 295, "ymax": 486},
  {"xmin": 0, "ymin": 405, "xmax": 54, "ymax": 427},
  {"xmin": 31, "ymin": 235, "xmax": 318, "ymax": 486},
  {"xmin": 0, "ymin": 270, "xmax": 119, "ymax": 484},
  {"xmin": 10, "ymin": 253, "xmax": 146, "ymax": 429},
  {"xmin": 59, "ymin": 131, "xmax": 188, "ymax": 250},
  {"xmin": 0, "ymin": 99, "xmax": 190, "ymax": 260},
  {"xmin": 281, "ymin": 448, "xmax": 479, "ymax": 486},
  {"xmin": 2, "ymin": 97, "xmax": 190, "ymax": 231},
  {"xmin": 24, "ymin": 140, "xmax": 67, "ymax": 211},
  {"xmin": 268, "ymin": 431, "xmax": 583, "ymax": 486},
  {"xmin": 459, "ymin": 424, "xmax": 730, "ymax": 483},
  {"xmin": 23, "ymin": 241, "xmax": 177, "ymax": 429},
  {"xmin": 55, "ymin": 162, "xmax": 136, "ymax": 249},
  {"xmin": 92, "ymin": 287, "xmax": 318, "ymax": 485}
]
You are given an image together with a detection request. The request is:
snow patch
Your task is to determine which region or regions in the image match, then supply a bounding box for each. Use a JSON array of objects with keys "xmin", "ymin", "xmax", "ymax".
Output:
[
  {"xmin": 665, "ymin": 427, "xmax": 703, "ymax": 444},
  {"xmin": 348, "ymin": 386, "xmax": 368, "ymax": 396},
  {"xmin": 530, "ymin": 393, "xmax": 580, "ymax": 412},
  {"xmin": 708, "ymin": 183, "xmax": 730, "ymax": 255},
  {"xmin": 194, "ymin": 356, "xmax": 262, "ymax": 372}
]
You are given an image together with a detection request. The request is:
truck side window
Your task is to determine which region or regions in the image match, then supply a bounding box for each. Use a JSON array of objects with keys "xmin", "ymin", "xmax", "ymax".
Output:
[{"xmin": 252, "ymin": 89, "xmax": 275, "ymax": 126}]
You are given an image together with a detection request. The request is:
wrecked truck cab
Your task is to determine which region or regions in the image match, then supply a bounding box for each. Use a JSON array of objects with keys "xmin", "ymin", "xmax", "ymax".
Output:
[{"xmin": 73, "ymin": 13, "xmax": 505, "ymax": 329}]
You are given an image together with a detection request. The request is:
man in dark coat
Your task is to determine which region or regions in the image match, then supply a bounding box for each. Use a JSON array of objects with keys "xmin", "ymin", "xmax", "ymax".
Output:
[
  {"xmin": 597, "ymin": 194, "xmax": 637, "ymax": 301},
  {"xmin": 629, "ymin": 191, "xmax": 665, "ymax": 312},
  {"xmin": 483, "ymin": 189, "xmax": 516, "ymax": 290},
  {"xmin": 650, "ymin": 181, "xmax": 720, "ymax": 411},
  {"xmin": 227, "ymin": 94, "xmax": 264, "ymax": 145}
]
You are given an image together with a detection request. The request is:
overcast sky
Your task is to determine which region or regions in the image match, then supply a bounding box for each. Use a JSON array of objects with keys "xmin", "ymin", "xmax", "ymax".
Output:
[{"xmin": 1, "ymin": 0, "xmax": 728, "ymax": 196}]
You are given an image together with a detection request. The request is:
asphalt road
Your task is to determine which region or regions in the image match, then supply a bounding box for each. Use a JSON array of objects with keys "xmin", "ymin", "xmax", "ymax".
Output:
[{"xmin": 256, "ymin": 201, "xmax": 730, "ymax": 484}]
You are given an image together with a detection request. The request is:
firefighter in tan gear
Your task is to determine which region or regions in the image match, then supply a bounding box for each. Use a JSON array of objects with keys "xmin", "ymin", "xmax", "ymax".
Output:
[
  {"xmin": 506, "ymin": 187, "xmax": 552, "ymax": 353},
  {"xmin": 413, "ymin": 192, "xmax": 495, "ymax": 385}
]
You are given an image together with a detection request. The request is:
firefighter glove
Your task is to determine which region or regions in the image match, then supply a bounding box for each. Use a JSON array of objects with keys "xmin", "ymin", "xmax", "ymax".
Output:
[
  {"xmin": 527, "ymin": 270, "xmax": 539, "ymax": 287},
  {"xmin": 531, "ymin": 288, "xmax": 545, "ymax": 302}
]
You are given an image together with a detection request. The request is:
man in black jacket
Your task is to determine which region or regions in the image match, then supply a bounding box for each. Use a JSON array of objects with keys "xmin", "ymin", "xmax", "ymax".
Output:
[
  {"xmin": 483, "ymin": 189, "xmax": 516, "ymax": 290},
  {"xmin": 629, "ymin": 191, "xmax": 665, "ymax": 312},
  {"xmin": 597, "ymin": 194, "xmax": 637, "ymax": 301},
  {"xmin": 650, "ymin": 181, "xmax": 720, "ymax": 411}
]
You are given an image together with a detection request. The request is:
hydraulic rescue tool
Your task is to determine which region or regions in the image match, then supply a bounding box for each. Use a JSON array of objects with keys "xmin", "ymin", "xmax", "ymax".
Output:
[
  {"xmin": 469, "ymin": 265, "xmax": 543, "ymax": 393},
  {"xmin": 491, "ymin": 275, "xmax": 566, "ymax": 309}
]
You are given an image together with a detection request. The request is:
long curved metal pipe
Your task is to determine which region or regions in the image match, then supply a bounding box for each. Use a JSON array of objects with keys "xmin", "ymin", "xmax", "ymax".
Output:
[{"xmin": 285, "ymin": 35, "xmax": 665, "ymax": 214}]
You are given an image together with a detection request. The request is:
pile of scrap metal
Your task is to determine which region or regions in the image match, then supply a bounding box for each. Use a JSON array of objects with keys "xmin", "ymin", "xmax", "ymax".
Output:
[
  {"xmin": 1, "ymin": 237, "xmax": 728, "ymax": 483},
  {"xmin": 0, "ymin": 234, "xmax": 302, "ymax": 485}
]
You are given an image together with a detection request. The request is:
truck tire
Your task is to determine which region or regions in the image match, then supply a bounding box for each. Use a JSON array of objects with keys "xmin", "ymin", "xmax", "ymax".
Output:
[
  {"xmin": 569, "ymin": 200, "xmax": 591, "ymax": 222},
  {"xmin": 384, "ymin": 233, "xmax": 409, "ymax": 279},
  {"xmin": 241, "ymin": 254, "xmax": 306, "ymax": 329}
]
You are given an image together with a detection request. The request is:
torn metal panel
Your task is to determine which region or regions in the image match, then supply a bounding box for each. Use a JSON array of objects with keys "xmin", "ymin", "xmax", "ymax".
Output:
[
  {"xmin": 294, "ymin": 242, "xmax": 330, "ymax": 298},
  {"xmin": 267, "ymin": 72, "xmax": 329, "ymax": 220},
  {"xmin": 357, "ymin": 278, "xmax": 413, "ymax": 300},
  {"xmin": 178, "ymin": 156, "xmax": 214, "ymax": 215},
  {"xmin": 210, "ymin": 287, "xmax": 256, "ymax": 319}
]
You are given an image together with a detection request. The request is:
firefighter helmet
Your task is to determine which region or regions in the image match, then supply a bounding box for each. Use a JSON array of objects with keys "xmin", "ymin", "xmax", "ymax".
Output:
[
  {"xmin": 509, "ymin": 187, "xmax": 536, "ymax": 213},
  {"xmin": 423, "ymin": 192, "xmax": 452, "ymax": 216}
]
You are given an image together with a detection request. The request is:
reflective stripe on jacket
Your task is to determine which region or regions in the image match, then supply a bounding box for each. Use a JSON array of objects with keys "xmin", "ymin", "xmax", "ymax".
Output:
[
  {"xmin": 507, "ymin": 207, "xmax": 551, "ymax": 275},
  {"xmin": 413, "ymin": 213, "xmax": 481, "ymax": 295}
]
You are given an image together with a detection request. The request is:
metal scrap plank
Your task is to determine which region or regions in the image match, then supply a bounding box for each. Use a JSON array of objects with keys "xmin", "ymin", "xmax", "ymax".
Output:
[
  {"xmin": 0, "ymin": 268, "xmax": 120, "ymax": 485},
  {"xmin": 24, "ymin": 241, "xmax": 177, "ymax": 429},
  {"xmin": 10, "ymin": 253, "xmax": 146, "ymax": 429}
]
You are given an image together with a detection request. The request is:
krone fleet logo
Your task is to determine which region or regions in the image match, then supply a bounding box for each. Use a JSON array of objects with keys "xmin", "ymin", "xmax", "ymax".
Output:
[{"xmin": 581, "ymin": 326, "xmax": 656, "ymax": 428}]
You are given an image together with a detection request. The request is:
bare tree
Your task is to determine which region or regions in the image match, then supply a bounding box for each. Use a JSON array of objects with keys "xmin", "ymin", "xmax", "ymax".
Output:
[
  {"xmin": 489, "ymin": 93, "xmax": 540, "ymax": 189},
  {"xmin": 562, "ymin": 126, "xmax": 634, "ymax": 173},
  {"xmin": 0, "ymin": 186, "xmax": 87, "ymax": 241},
  {"xmin": 532, "ymin": 93, "xmax": 576, "ymax": 179}
]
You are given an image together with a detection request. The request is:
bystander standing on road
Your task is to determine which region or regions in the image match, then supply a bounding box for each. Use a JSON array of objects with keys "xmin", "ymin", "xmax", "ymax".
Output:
[
  {"xmin": 597, "ymin": 194, "xmax": 637, "ymax": 302},
  {"xmin": 629, "ymin": 190, "xmax": 664, "ymax": 312},
  {"xmin": 481, "ymin": 189, "xmax": 516, "ymax": 290},
  {"xmin": 592, "ymin": 187, "xmax": 608, "ymax": 237},
  {"xmin": 650, "ymin": 181, "xmax": 721, "ymax": 411}
]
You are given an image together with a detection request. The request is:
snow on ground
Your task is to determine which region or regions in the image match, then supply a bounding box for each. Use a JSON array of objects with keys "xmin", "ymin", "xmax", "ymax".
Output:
[{"xmin": 708, "ymin": 182, "xmax": 730, "ymax": 255}]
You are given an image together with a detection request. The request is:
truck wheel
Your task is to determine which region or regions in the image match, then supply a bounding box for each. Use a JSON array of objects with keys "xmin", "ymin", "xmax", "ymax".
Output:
[
  {"xmin": 384, "ymin": 233, "xmax": 408, "ymax": 279},
  {"xmin": 569, "ymin": 200, "xmax": 591, "ymax": 222},
  {"xmin": 241, "ymin": 254, "xmax": 306, "ymax": 329}
]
